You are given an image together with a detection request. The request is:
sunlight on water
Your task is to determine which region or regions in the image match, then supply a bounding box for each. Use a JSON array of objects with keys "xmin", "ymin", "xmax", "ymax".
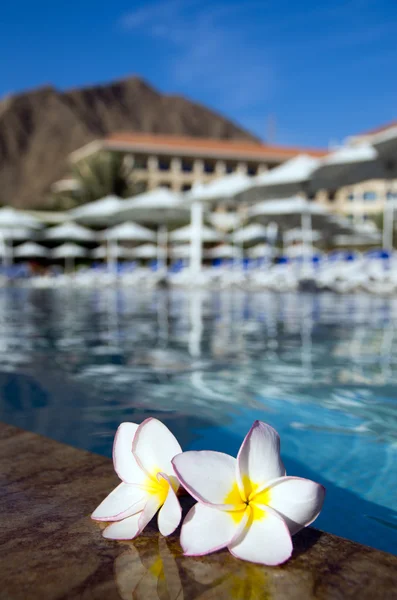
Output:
[{"xmin": 0, "ymin": 287, "xmax": 396, "ymax": 553}]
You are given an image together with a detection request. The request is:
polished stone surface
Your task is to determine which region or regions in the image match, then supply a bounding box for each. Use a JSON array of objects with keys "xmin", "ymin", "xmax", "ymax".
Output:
[{"xmin": 0, "ymin": 422, "xmax": 396, "ymax": 600}]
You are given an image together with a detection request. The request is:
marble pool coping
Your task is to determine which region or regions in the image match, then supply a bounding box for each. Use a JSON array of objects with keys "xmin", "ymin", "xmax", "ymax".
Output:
[{"xmin": 0, "ymin": 421, "xmax": 396, "ymax": 600}]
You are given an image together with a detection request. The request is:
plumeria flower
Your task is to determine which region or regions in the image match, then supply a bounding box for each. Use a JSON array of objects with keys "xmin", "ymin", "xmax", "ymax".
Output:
[
  {"xmin": 172, "ymin": 420, "xmax": 325, "ymax": 566},
  {"xmin": 92, "ymin": 418, "xmax": 182, "ymax": 539}
]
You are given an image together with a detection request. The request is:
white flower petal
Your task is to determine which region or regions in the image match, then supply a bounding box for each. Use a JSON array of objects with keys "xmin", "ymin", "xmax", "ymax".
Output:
[
  {"xmin": 180, "ymin": 503, "xmax": 238, "ymax": 556},
  {"xmin": 103, "ymin": 495, "xmax": 161, "ymax": 540},
  {"xmin": 91, "ymin": 482, "xmax": 147, "ymax": 521},
  {"xmin": 138, "ymin": 493, "xmax": 163, "ymax": 530},
  {"xmin": 113, "ymin": 422, "xmax": 147, "ymax": 485},
  {"xmin": 103, "ymin": 512, "xmax": 142, "ymax": 540},
  {"xmin": 157, "ymin": 474, "xmax": 182, "ymax": 536},
  {"xmin": 172, "ymin": 451, "xmax": 241, "ymax": 508},
  {"xmin": 132, "ymin": 418, "xmax": 182, "ymax": 480},
  {"xmin": 237, "ymin": 421, "xmax": 285, "ymax": 499},
  {"xmin": 229, "ymin": 508, "xmax": 292, "ymax": 566},
  {"xmin": 266, "ymin": 476, "xmax": 326, "ymax": 535}
]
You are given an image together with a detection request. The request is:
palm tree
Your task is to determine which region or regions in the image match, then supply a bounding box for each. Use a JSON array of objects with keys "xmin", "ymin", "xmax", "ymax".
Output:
[{"xmin": 49, "ymin": 151, "xmax": 145, "ymax": 210}]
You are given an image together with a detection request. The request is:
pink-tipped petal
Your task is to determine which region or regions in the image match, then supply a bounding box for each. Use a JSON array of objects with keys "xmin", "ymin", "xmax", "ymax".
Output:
[
  {"xmin": 113, "ymin": 422, "xmax": 147, "ymax": 485},
  {"xmin": 180, "ymin": 503, "xmax": 238, "ymax": 556},
  {"xmin": 265, "ymin": 476, "xmax": 326, "ymax": 535},
  {"xmin": 103, "ymin": 495, "xmax": 161, "ymax": 540},
  {"xmin": 157, "ymin": 473, "xmax": 182, "ymax": 536},
  {"xmin": 132, "ymin": 418, "xmax": 182, "ymax": 481},
  {"xmin": 91, "ymin": 482, "xmax": 147, "ymax": 521},
  {"xmin": 172, "ymin": 451, "xmax": 240, "ymax": 508},
  {"xmin": 229, "ymin": 509, "xmax": 293, "ymax": 566},
  {"xmin": 237, "ymin": 421, "xmax": 285, "ymax": 499}
]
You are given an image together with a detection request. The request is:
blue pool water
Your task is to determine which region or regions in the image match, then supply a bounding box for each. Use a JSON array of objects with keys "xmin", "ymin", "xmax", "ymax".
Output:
[{"xmin": 0, "ymin": 287, "xmax": 396, "ymax": 554}]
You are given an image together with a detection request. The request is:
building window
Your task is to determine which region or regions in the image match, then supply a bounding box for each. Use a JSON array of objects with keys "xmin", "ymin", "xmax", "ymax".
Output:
[
  {"xmin": 386, "ymin": 191, "xmax": 397, "ymax": 200},
  {"xmin": 159, "ymin": 182, "xmax": 171, "ymax": 189},
  {"xmin": 182, "ymin": 184, "xmax": 192, "ymax": 192},
  {"xmin": 158, "ymin": 158, "xmax": 171, "ymax": 171},
  {"xmin": 347, "ymin": 193, "xmax": 354, "ymax": 202},
  {"xmin": 363, "ymin": 191, "xmax": 377, "ymax": 201},
  {"xmin": 247, "ymin": 164, "xmax": 257, "ymax": 176},
  {"xmin": 204, "ymin": 161, "xmax": 215, "ymax": 174},
  {"xmin": 181, "ymin": 159, "xmax": 193, "ymax": 173},
  {"xmin": 225, "ymin": 162, "xmax": 235, "ymax": 174},
  {"xmin": 134, "ymin": 156, "xmax": 147, "ymax": 169},
  {"xmin": 328, "ymin": 190, "xmax": 336, "ymax": 202}
]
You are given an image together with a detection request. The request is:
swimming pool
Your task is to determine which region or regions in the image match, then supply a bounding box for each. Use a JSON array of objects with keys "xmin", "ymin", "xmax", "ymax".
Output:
[{"xmin": 0, "ymin": 287, "xmax": 396, "ymax": 554}]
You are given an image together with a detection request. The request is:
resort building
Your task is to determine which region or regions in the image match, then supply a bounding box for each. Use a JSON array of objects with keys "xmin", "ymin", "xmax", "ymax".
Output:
[
  {"xmin": 54, "ymin": 132, "xmax": 326, "ymax": 196},
  {"xmin": 53, "ymin": 126, "xmax": 397, "ymax": 224}
]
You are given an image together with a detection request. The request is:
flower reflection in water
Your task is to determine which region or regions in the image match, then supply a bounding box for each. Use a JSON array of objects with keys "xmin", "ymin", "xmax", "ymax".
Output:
[
  {"xmin": 114, "ymin": 537, "xmax": 183, "ymax": 600},
  {"xmin": 113, "ymin": 534, "xmax": 314, "ymax": 600}
]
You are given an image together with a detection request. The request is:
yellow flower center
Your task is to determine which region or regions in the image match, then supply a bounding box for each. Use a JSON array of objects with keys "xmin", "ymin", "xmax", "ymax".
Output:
[
  {"xmin": 143, "ymin": 467, "xmax": 179, "ymax": 505},
  {"xmin": 224, "ymin": 479, "xmax": 272, "ymax": 524}
]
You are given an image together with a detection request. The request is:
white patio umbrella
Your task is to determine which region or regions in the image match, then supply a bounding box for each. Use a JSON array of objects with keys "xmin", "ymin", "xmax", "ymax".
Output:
[
  {"xmin": 284, "ymin": 227, "xmax": 322, "ymax": 244},
  {"xmin": 229, "ymin": 223, "xmax": 268, "ymax": 265},
  {"xmin": 111, "ymin": 188, "xmax": 189, "ymax": 224},
  {"xmin": 170, "ymin": 244, "xmax": 192, "ymax": 259},
  {"xmin": 187, "ymin": 173, "xmax": 252, "ymax": 205},
  {"xmin": 332, "ymin": 233, "xmax": 381, "ymax": 247},
  {"xmin": 240, "ymin": 154, "xmax": 321, "ymax": 202},
  {"xmin": 0, "ymin": 208, "xmax": 43, "ymax": 267},
  {"xmin": 131, "ymin": 244, "xmax": 159, "ymax": 259},
  {"xmin": 51, "ymin": 243, "xmax": 87, "ymax": 272},
  {"xmin": 101, "ymin": 221, "xmax": 155, "ymax": 242},
  {"xmin": 249, "ymin": 197, "xmax": 336, "ymax": 269},
  {"xmin": 0, "ymin": 207, "xmax": 43, "ymax": 229},
  {"xmin": 100, "ymin": 222, "xmax": 155, "ymax": 273},
  {"xmin": 110, "ymin": 189, "xmax": 188, "ymax": 273},
  {"xmin": 310, "ymin": 143, "xmax": 382, "ymax": 190},
  {"xmin": 44, "ymin": 222, "xmax": 97, "ymax": 243},
  {"xmin": 0, "ymin": 226, "xmax": 37, "ymax": 241},
  {"xmin": 184, "ymin": 175, "xmax": 252, "ymax": 275},
  {"xmin": 170, "ymin": 223, "xmax": 223, "ymax": 243},
  {"xmin": 91, "ymin": 245, "xmax": 132, "ymax": 260},
  {"xmin": 310, "ymin": 142, "xmax": 397, "ymax": 249},
  {"xmin": 205, "ymin": 244, "xmax": 242, "ymax": 259},
  {"xmin": 208, "ymin": 212, "xmax": 241, "ymax": 232},
  {"xmin": 69, "ymin": 195, "xmax": 123, "ymax": 227},
  {"xmin": 14, "ymin": 242, "xmax": 49, "ymax": 259},
  {"xmin": 232, "ymin": 223, "xmax": 268, "ymax": 244},
  {"xmin": 285, "ymin": 243, "xmax": 322, "ymax": 258},
  {"xmin": 247, "ymin": 243, "xmax": 274, "ymax": 259}
]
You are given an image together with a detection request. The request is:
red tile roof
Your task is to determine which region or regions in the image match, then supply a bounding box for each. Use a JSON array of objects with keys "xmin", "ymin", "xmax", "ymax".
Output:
[{"xmin": 103, "ymin": 132, "xmax": 327, "ymax": 160}]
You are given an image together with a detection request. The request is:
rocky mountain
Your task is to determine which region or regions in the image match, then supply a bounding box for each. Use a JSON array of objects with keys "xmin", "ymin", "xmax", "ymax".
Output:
[{"xmin": 0, "ymin": 77, "xmax": 258, "ymax": 209}]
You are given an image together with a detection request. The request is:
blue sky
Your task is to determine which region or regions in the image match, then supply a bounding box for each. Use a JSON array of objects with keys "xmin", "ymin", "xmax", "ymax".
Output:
[{"xmin": 1, "ymin": 0, "xmax": 397, "ymax": 147}]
